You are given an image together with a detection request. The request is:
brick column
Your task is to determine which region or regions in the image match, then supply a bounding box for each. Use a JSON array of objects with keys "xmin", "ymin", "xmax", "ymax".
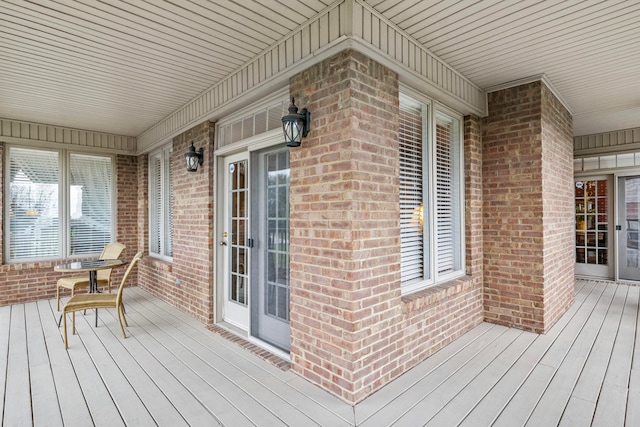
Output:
[
  {"xmin": 289, "ymin": 49, "xmax": 401, "ymax": 403},
  {"xmin": 483, "ymin": 81, "xmax": 574, "ymax": 333},
  {"xmin": 137, "ymin": 121, "xmax": 215, "ymax": 324}
]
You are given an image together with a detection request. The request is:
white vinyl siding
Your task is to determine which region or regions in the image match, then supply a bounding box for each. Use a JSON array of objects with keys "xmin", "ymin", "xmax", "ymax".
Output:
[
  {"xmin": 7, "ymin": 146, "xmax": 114, "ymax": 262},
  {"xmin": 149, "ymin": 145, "xmax": 173, "ymax": 259},
  {"xmin": 399, "ymin": 94, "xmax": 464, "ymax": 293}
]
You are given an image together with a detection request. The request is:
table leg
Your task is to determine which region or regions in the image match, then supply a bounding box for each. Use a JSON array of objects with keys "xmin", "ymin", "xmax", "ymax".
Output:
[{"xmin": 89, "ymin": 270, "xmax": 99, "ymax": 327}]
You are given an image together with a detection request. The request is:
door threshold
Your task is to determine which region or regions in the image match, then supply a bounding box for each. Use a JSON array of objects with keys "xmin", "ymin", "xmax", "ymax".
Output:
[{"xmin": 208, "ymin": 322, "xmax": 291, "ymax": 370}]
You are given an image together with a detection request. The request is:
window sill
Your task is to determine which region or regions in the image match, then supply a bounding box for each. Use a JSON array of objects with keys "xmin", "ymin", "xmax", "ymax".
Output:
[
  {"xmin": 401, "ymin": 275, "xmax": 476, "ymax": 314},
  {"xmin": 145, "ymin": 256, "xmax": 173, "ymax": 272}
]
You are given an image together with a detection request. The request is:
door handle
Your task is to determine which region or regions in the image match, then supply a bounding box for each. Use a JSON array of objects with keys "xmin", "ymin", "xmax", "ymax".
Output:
[{"xmin": 219, "ymin": 241, "xmax": 227, "ymax": 246}]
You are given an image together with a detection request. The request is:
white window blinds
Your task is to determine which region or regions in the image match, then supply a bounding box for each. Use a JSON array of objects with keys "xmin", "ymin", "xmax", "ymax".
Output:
[
  {"xmin": 435, "ymin": 113, "xmax": 462, "ymax": 276},
  {"xmin": 150, "ymin": 153, "xmax": 162, "ymax": 255},
  {"xmin": 399, "ymin": 100, "xmax": 429, "ymax": 285},
  {"xmin": 7, "ymin": 146, "xmax": 115, "ymax": 262},
  {"xmin": 9, "ymin": 147, "xmax": 60, "ymax": 260},
  {"xmin": 398, "ymin": 93, "xmax": 465, "ymax": 292},
  {"xmin": 149, "ymin": 146, "xmax": 173, "ymax": 258},
  {"xmin": 69, "ymin": 154, "xmax": 113, "ymax": 255}
]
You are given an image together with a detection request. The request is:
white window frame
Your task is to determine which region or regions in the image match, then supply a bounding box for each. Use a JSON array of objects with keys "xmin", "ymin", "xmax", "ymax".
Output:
[
  {"xmin": 148, "ymin": 144, "xmax": 173, "ymax": 261},
  {"xmin": 399, "ymin": 89, "xmax": 465, "ymax": 294},
  {"xmin": 5, "ymin": 144, "xmax": 116, "ymax": 263}
]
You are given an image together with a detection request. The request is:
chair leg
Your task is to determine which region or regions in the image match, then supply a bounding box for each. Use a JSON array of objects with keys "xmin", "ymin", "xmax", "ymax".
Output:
[
  {"xmin": 117, "ymin": 305, "xmax": 127, "ymax": 338},
  {"xmin": 72, "ymin": 311, "xmax": 76, "ymax": 335},
  {"xmin": 120, "ymin": 304, "xmax": 128, "ymax": 327},
  {"xmin": 63, "ymin": 313, "xmax": 68, "ymax": 349},
  {"xmin": 56, "ymin": 286, "xmax": 60, "ymax": 311}
]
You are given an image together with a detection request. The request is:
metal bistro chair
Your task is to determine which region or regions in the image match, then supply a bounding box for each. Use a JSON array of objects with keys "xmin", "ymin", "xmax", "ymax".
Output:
[
  {"xmin": 62, "ymin": 251, "xmax": 143, "ymax": 349},
  {"xmin": 56, "ymin": 242, "xmax": 126, "ymax": 311}
]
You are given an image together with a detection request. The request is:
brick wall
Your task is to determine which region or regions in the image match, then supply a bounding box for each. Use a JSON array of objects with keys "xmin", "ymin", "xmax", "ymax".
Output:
[
  {"xmin": 0, "ymin": 154, "xmax": 139, "ymax": 306},
  {"xmin": 465, "ymin": 115, "xmax": 484, "ymax": 279},
  {"xmin": 288, "ymin": 49, "xmax": 402, "ymax": 403},
  {"xmin": 289, "ymin": 50, "xmax": 484, "ymax": 404},
  {"xmin": 541, "ymin": 85, "xmax": 575, "ymax": 327},
  {"xmin": 137, "ymin": 121, "xmax": 214, "ymax": 324},
  {"xmin": 483, "ymin": 81, "xmax": 573, "ymax": 333}
]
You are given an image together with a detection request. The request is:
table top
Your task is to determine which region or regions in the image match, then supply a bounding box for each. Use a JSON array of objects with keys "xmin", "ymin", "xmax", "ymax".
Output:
[{"xmin": 54, "ymin": 259, "xmax": 127, "ymax": 273}]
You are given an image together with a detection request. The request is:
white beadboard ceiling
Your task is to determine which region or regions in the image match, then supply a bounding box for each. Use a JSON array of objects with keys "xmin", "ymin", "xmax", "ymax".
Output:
[{"xmin": 1, "ymin": 0, "xmax": 639, "ymax": 139}]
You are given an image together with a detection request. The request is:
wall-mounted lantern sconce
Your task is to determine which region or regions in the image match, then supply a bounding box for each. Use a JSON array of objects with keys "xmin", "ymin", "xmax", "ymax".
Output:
[
  {"xmin": 184, "ymin": 141, "xmax": 204, "ymax": 172},
  {"xmin": 282, "ymin": 98, "xmax": 311, "ymax": 147}
]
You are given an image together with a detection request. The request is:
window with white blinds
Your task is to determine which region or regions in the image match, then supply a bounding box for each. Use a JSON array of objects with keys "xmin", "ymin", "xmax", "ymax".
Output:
[
  {"xmin": 149, "ymin": 145, "xmax": 173, "ymax": 259},
  {"xmin": 399, "ymin": 99, "xmax": 429, "ymax": 285},
  {"xmin": 435, "ymin": 112, "xmax": 462, "ymax": 277},
  {"xmin": 7, "ymin": 146, "xmax": 114, "ymax": 262},
  {"xmin": 8, "ymin": 147, "xmax": 60, "ymax": 260},
  {"xmin": 69, "ymin": 154, "xmax": 113, "ymax": 255},
  {"xmin": 399, "ymin": 95, "xmax": 464, "ymax": 292}
]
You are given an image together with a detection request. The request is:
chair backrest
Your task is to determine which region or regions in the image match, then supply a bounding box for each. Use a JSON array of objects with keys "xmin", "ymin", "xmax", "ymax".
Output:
[
  {"xmin": 97, "ymin": 242, "xmax": 126, "ymax": 281},
  {"xmin": 115, "ymin": 252, "xmax": 143, "ymax": 305}
]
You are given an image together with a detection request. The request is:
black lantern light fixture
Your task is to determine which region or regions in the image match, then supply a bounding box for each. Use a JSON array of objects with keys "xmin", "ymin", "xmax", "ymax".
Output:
[
  {"xmin": 184, "ymin": 141, "xmax": 204, "ymax": 172},
  {"xmin": 282, "ymin": 98, "xmax": 310, "ymax": 147}
]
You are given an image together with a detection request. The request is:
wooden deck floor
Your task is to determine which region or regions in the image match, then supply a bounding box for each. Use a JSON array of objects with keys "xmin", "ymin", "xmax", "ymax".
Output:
[{"xmin": 1, "ymin": 280, "xmax": 639, "ymax": 426}]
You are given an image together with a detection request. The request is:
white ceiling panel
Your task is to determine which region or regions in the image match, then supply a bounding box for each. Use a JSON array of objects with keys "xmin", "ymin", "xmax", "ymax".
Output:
[
  {"xmin": 0, "ymin": 0, "xmax": 638, "ymax": 138},
  {"xmin": 376, "ymin": 0, "xmax": 640, "ymax": 136},
  {"xmin": 0, "ymin": 0, "xmax": 332, "ymax": 136}
]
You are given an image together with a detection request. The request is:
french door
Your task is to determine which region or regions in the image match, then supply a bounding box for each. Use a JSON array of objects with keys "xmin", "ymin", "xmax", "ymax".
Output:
[
  {"xmin": 221, "ymin": 153, "xmax": 250, "ymax": 330},
  {"xmin": 251, "ymin": 149, "xmax": 291, "ymax": 351},
  {"xmin": 618, "ymin": 176, "xmax": 640, "ymax": 281},
  {"xmin": 219, "ymin": 146, "xmax": 291, "ymax": 351},
  {"xmin": 575, "ymin": 178, "xmax": 613, "ymax": 279}
]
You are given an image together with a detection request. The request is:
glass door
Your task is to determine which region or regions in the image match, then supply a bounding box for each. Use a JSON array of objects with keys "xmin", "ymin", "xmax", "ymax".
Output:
[
  {"xmin": 221, "ymin": 153, "xmax": 250, "ymax": 330},
  {"xmin": 251, "ymin": 148, "xmax": 291, "ymax": 352},
  {"xmin": 575, "ymin": 178, "xmax": 613, "ymax": 279},
  {"xmin": 618, "ymin": 176, "xmax": 640, "ymax": 281}
]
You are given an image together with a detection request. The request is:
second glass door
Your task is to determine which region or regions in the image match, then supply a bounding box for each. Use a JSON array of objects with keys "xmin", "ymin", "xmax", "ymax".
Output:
[
  {"xmin": 575, "ymin": 178, "xmax": 613, "ymax": 279},
  {"xmin": 618, "ymin": 176, "xmax": 640, "ymax": 281}
]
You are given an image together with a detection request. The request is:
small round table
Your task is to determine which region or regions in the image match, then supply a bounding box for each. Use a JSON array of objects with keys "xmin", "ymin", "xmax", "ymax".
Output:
[{"xmin": 54, "ymin": 259, "xmax": 127, "ymax": 327}]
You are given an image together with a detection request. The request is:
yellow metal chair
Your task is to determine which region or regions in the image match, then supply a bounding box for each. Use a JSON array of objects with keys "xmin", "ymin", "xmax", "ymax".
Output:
[
  {"xmin": 56, "ymin": 242, "xmax": 126, "ymax": 311},
  {"xmin": 62, "ymin": 251, "xmax": 142, "ymax": 349}
]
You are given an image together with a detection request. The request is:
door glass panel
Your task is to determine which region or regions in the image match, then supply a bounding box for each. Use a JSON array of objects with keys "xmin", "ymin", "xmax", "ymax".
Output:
[
  {"xmin": 265, "ymin": 151, "xmax": 290, "ymax": 322},
  {"xmin": 621, "ymin": 177, "xmax": 640, "ymax": 279},
  {"xmin": 230, "ymin": 160, "xmax": 248, "ymax": 306},
  {"xmin": 575, "ymin": 180, "xmax": 608, "ymax": 266}
]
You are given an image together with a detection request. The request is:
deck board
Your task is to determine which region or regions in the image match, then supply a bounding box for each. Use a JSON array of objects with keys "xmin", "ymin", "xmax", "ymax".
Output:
[
  {"xmin": 5, "ymin": 305, "xmax": 33, "ymax": 426},
  {"xmin": 127, "ymin": 287, "xmax": 354, "ymax": 425},
  {"xmin": 70, "ymin": 304, "xmax": 190, "ymax": 426},
  {"xmin": 424, "ymin": 330, "xmax": 537, "ymax": 426},
  {"xmin": 491, "ymin": 281, "xmax": 612, "ymax": 426},
  {"xmin": 127, "ymin": 294, "xmax": 321, "ymax": 426},
  {"xmin": 590, "ymin": 286, "xmax": 639, "ymax": 426},
  {"xmin": 355, "ymin": 322, "xmax": 497, "ymax": 424},
  {"xmin": 398, "ymin": 327, "xmax": 526, "ymax": 425},
  {"xmin": 36, "ymin": 300, "xmax": 96, "ymax": 427},
  {"xmin": 25, "ymin": 302, "xmax": 64, "ymax": 427},
  {"xmin": 0, "ymin": 305, "xmax": 12, "ymax": 426},
  {"xmin": 524, "ymin": 284, "xmax": 623, "ymax": 426},
  {"xmin": 458, "ymin": 279, "xmax": 599, "ymax": 426},
  {"xmin": 359, "ymin": 324, "xmax": 509, "ymax": 426},
  {"xmin": 3, "ymin": 280, "xmax": 640, "ymax": 426}
]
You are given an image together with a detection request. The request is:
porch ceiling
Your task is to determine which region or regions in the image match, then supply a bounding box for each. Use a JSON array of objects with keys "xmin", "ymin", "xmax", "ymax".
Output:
[{"xmin": 1, "ymin": 0, "xmax": 638, "ymax": 138}]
